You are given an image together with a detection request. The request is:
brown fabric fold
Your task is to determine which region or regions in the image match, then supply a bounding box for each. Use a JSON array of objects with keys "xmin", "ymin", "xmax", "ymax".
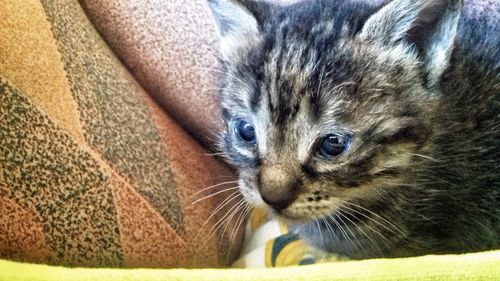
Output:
[{"xmin": 0, "ymin": 0, "xmax": 243, "ymax": 268}]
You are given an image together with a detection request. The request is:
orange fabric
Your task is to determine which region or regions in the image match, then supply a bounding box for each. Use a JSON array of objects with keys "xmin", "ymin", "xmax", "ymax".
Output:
[
  {"xmin": 0, "ymin": 0, "xmax": 83, "ymax": 141},
  {"xmin": 0, "ymin": 0, "xmax": 243, "ymax": 268}
]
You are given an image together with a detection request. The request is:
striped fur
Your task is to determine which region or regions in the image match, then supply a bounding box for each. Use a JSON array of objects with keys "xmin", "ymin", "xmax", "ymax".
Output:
[{"xmin": 210, "ymin": 0, "xmax": 500, "ymax": 258}]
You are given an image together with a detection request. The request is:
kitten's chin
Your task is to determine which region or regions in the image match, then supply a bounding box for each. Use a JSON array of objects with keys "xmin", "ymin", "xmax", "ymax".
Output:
[
  {"xmin": 277, "ymin": 214, "xmax": 313, "ymax": 224},
  {"xmin": 276, "ymin": 208, "xmax": 321, "ymax": 224}
]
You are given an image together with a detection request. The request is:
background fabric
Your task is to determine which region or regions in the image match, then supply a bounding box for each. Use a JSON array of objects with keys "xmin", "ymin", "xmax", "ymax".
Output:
[
  {"xmin": 0, "ymin": 0, "xmax": 244, "ymax": 268},
  {"xmin": 79, "ymin": 0, "xmax": 224, "ymax": 145}
]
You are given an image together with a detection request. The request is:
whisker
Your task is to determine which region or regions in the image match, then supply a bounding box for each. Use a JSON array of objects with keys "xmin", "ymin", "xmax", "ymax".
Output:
[
  {"xmin": 193, "ymin": 191, "xmax": 240, "ymax": 242},
  {"xmin": 226, "ymin": 204, "xmax": 252, "ymax": 263},
  {"xmin": 340, "ymin": 201, "xmax": 406, "ymax": 238},
  {"xmin": 408, "ymin": 153, "xmax": 440, "ymax": 163},
  {"xmin": 217, "ymin": 200, "xmax": 248, "ymax": 247},
  {"xmin": 188, "ymin": 66, "xmax": 224, "ymax": 73},
  {"xmin": 195, "ymin": 198, "xmax": 246, "ymax": 254},
  {"xmin": 190, "ymin": 186, "xmax": 240, "ymax": 205},
  {"xmin": 328, "ymin": 212, "xmax": 362, "ymax": 252},
  {"xmin": 227, "ymin": 203, "xmax": 249, "ymax": 246},
  {"xmin": 203, "ymin": 199, "xmax": 247, "ymax": 249},
  {"xmin": 189, "ymin": 180, "xmax": 238, "ymax": 200},
  {"xmin": 326, "ymin": 213, "xmax": 359, "ymax": 255},
  {"xmin": 321, "ymin": 217, "xmax": 338, "ymax": 245},
  {"xmin": 218, "ymin": 205, "xmax": 242, "ymax": 248},
  {"xmin": 313, "ymin": 214, "xmax": 324, "ymax": 244},
  {"xmin": 334, "ymin": 210, "xmax": 365, "ymax": 255},
  {"xmin": 340, "ymin": 206, "xmax": 395, "ymax": 256},
  {"xmin": 337, "ymin": 207, "xmax": 383, "ymax": 256},
  {"xmin": 203, "ymin": 152, "xmax": 226, "ymax": 156}
]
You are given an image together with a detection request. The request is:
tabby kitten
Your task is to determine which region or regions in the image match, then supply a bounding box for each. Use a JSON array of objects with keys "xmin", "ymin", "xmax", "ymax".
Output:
[{"xmin": 209, "ymin": 0, "xmax": 500, "ymax": 258}]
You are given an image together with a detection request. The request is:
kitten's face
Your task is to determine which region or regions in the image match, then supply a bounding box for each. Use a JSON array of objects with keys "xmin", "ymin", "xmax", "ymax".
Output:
[
  {"xmin": 211, "ymin": 0, "xmax": 461, "ymax": 256},
  {"xmin": 220, "ymin": 34, "xmax": 433, "ymax": 221}
]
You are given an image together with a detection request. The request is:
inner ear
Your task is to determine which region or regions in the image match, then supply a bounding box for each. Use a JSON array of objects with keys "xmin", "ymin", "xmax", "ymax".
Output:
[
  {"xmin": 208, "ymin": 0, "xmax": 272, "ymax": 60},
  {"xmin": 208, "ymin": 0, "xmax": 257, "ymax": 38},
  {"xmin": 405, "ymin": 1, "xmax": 450, "ymax": 49},
  {"xmin": 359, "ymin": 0, "xmax": 463, "ymax": 88},
  {"xmin": 236, "ymin": 0, "xmax": 272, "ymax": 29}
]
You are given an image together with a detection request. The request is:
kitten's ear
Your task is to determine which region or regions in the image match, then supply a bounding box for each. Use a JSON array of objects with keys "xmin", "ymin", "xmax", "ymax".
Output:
[
  {"xmin": 208, "ymin": 0, "xmax": 270, "ymax": 59},
  {"xmin": 359, "ymin": 0, "xmax": 463, "ymax": 88}
]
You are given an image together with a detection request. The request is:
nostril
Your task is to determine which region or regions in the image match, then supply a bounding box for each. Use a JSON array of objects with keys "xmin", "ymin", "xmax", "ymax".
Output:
[{"xmin": 261, "ymin": 195, "xmax": 293, "ymax": 212}]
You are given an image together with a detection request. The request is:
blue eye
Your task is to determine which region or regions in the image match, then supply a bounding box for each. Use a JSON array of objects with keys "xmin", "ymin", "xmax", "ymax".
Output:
[
  {"xmin": 234, "ymin": 119, "xmax": 256, "ymax": 144},
  {"xmin": 318, "ymin": 133, "xmax": 351, "ymax": 158}
]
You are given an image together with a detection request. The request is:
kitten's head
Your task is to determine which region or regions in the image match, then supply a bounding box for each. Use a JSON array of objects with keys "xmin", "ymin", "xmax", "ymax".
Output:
[{"xmin": 210, "ymin": 0, "xmax": 461, "ymax": 224}]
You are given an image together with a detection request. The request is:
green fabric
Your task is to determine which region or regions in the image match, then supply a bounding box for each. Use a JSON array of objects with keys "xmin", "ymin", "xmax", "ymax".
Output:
[{"xmin": 1, "ymin": 250, "xmax": 499, "ymax": 281}]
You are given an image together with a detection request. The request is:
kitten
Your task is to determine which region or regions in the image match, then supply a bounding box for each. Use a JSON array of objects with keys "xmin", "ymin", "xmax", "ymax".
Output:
[{"xmin": 209, "ymin": 0, "xmax": 500, "ymax": 259}]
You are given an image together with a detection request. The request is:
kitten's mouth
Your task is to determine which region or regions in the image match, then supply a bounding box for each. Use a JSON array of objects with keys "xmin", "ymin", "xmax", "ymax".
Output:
[
  {"xmin": 264, "ymin": 198, "xmax": 344, "ymax": 224},
  {"xmin": 239, "ymin": 186, "xmax": 305, "ymax": 221},
  {"xmin": 261, "ymin": 202, "xmax": 326, "ymax": 224},
  {"xmin": 239, "ymin": 181, "xmax": 330, "ymax": 222}
]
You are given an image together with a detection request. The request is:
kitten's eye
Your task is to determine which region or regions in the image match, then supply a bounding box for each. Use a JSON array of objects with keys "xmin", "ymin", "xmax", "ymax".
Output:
[
  {"xmin": 234, "ymin": 119, "xmax": 256, "ymax": 144},
  {"xmin": 318, "ymin": 133, "xmax": 351, "ymax": 158}
]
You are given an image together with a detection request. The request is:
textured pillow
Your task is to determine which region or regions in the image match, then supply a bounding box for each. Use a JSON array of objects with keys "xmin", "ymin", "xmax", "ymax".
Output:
[
  {"xmin": 0, "ymin": 0, "xmax": 244, "ymax": 268},
  {"xmin": 78, "ymin": 0, "xmax": 306, "ymax": 146},
  {"xmin": 79, "ymin": 0, "xmax": 223, "ymax": 145}
]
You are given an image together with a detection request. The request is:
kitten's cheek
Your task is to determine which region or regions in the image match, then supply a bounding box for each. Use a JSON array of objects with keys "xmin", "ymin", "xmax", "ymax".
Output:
[{"xmin": 237, "ymin": 178, "xmax": 266, "ymax": 207}]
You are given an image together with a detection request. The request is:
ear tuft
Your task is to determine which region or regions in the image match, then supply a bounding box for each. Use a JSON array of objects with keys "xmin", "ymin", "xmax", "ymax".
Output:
[
  {"xmin": 359, "ymin": 0, "xmax": 463, "ymax": 88},
  {"xmin": 415, "ymin": 0, "xmax": 462, "ymax": 87},
  {"xmin": 359, "ymin": 0, "xmax": 427, "ymax": 45},
  {"xmin": 208, "ymin": 0, "xmax": 270, "ymax": 60}
]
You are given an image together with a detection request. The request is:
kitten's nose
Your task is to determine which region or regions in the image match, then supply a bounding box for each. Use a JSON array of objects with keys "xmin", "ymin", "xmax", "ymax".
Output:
[{"xmin": 259, "ymin": 164, "xmax": 299, "ymax": 212}]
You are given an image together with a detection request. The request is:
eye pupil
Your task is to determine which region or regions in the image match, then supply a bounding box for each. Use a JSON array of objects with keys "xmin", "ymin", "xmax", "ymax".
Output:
[
  {"xmin": 319, "ymin": 133, "xmax": 351, "ymax": 158},
  {"xmin": 327, "ymin": 135, "xmax": 340, "ymax": 144},
  {"xmin": 235, "ymin": 120, "xmax": 256, "ymax": 143}
]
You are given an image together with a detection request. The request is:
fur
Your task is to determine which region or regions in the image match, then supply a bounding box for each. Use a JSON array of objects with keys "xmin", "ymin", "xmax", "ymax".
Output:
[{"xmin": 209, "ymin": 0, "xmax": 500, "ymax": 258}]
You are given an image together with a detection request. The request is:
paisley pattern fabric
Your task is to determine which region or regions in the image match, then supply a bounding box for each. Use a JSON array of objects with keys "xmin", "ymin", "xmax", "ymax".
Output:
[{"xmin": 0, "ymin": 0, "xmax": 243, "ymax": 268}]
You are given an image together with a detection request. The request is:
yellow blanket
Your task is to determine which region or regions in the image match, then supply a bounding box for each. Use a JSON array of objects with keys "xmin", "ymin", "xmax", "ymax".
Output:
[
  {"xmin": 4, "ymin": 207, "xmax": 498, "ymax": 281},
  {"xmin": 2, "ymin": 250, "xmax": 500, "ymax": 281}
]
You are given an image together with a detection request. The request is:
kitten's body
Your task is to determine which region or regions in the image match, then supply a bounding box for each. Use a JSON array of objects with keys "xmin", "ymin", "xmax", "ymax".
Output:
[{"xmin": 210, "ymin": 0, "xmax": 499, "ymax": 258}]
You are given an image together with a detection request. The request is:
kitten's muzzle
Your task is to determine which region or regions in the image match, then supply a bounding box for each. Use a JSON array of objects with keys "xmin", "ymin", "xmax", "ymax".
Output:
[{"xmin": 258, "ymin": 164, "xmax": 299, "ymax": 213}]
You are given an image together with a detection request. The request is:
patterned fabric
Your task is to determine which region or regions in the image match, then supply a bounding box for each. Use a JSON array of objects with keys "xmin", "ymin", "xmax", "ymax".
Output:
[
  {"xmin": 79, "ymin": 0, "xmax": 224, "ymax": 145},
  {"xmin": 0, "ymin": 0, "xmax": 244, "ymax": 268},
  {"xmin": 232, "ymin": 208, "xmax": 347, "ymax": 268}
]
